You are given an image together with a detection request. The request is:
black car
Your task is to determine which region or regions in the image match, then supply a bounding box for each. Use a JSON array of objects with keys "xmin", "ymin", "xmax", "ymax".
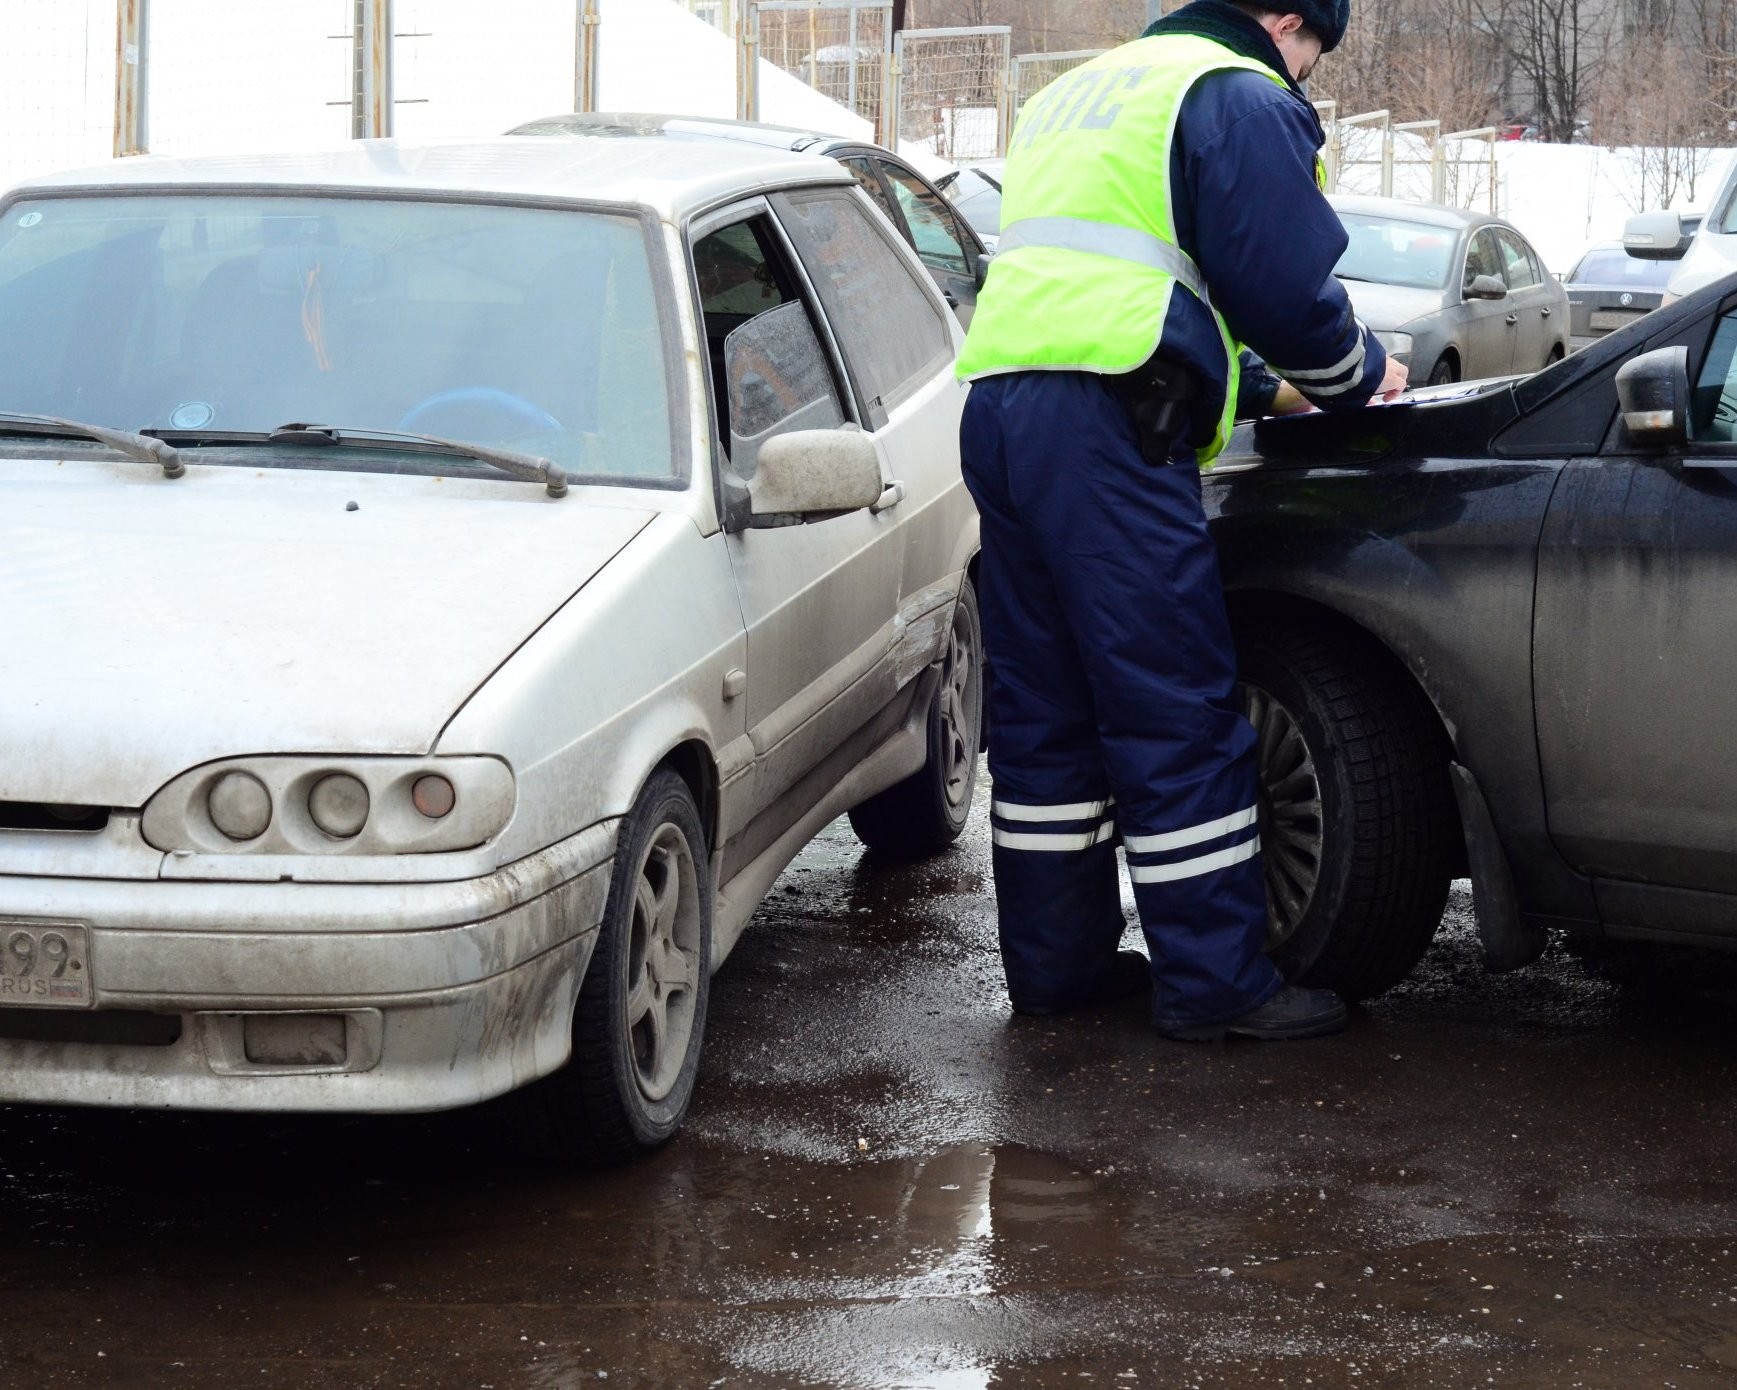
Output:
[
  {"xmin": 508, "ymin": 112, "xmax": 988, "ymax": 322},
  {"xmin": 1563, "ymin": 240, "xmax": 1679, "ymax": 348},
  {"xmin": 1206, "ymin": 268, "xmax": 1737, "ymax": 999}
]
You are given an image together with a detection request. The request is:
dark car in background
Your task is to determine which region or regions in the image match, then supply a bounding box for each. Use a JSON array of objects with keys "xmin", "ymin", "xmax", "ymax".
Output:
[
  {"xmin": 1563, "ymin": 240, "xmax": 1678, "ymax": 348},
  {"xmin": 1204, "ymin": 266, "xmax": 1737, "ymax": 1001},
  {"xmin": 509, "ymin": 112, "xmax": 988, "ymax": 322}
]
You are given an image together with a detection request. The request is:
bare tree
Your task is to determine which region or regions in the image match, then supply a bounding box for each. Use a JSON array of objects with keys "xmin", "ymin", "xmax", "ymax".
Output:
[
  {"xmin": 1471, "ymin": 0, "xmax": 1606, "ymax": 141},
  {"xmin": 1593, "ymin": 38, "xmax": 1715, "ymax": 209}
]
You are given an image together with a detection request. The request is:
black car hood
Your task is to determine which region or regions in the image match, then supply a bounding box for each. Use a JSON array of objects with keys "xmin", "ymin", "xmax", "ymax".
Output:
[{"xmin": 1215, "ymin": 379, "xmax": 1523, "ymax": 473}]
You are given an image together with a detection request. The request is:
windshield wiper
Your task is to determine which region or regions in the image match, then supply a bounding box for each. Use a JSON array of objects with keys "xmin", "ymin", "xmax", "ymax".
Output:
[
  {"xmin": 146, "ymin": 422, "xmax": 568, "ymax": 498},
  {"xmin": 0, "ymin": 412, "xmax": 184, "ymax": 478}
]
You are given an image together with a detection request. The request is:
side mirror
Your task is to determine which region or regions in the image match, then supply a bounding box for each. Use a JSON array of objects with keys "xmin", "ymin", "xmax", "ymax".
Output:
[
  {"xmin": 1615, "ymin": 345, "xmax": 1690, "ymax": 445},
  {"xmin": 748, "ymin": 426, "xmax": 884, "ymax": 524},
  {"xmin": 1623, "ymin": 211, "xmax": 1694, "ymax": 261},
  {"xmin": 974, "ymin": 252, "xmax": 992, "ymax": 289},
  {"xmin": 1466, "ymin": 273, "xmax": 1508, "ymax": 300}
]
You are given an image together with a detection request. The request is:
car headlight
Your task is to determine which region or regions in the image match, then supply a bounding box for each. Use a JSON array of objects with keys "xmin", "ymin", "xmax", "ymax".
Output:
[
  {"xmin": 1373, "ymin": 330, "xmax": 1413, "ymax": 365},
  {"xmin": 142, "ymin": 756, "xmax": 514, "ymax": 855}
]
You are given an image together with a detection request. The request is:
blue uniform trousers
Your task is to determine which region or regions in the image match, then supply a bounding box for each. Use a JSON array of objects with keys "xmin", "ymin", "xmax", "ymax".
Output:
[{"xmin": 960, "ymin": 370, "xmax": 1284, "ymax": 1029}]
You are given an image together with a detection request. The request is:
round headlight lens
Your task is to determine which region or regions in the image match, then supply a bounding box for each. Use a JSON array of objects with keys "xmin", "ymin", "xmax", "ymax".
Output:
[
  {"xmin": 308, "ymin": 773, "xmax": 370, "ymax": 839},
  {"xmin": 412, "ymin": 774, "xmax": 456, "ymax": 819},
  {"xmin": 207, "ymin": 771, "xmax": 271, "ymax": 841}
]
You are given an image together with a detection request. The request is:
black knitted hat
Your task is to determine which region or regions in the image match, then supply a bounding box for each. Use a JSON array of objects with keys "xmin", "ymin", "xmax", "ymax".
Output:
[{"xmin": 1294, "ymin": 0, "xmax": 1351, "ymax": 50}]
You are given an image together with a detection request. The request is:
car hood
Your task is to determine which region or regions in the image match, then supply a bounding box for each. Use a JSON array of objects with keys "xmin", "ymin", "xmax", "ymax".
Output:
[
  {"xmin": 1338, "ymin": 278, "xmax": 1450, "ymax": 330},
  {"xmin": 0, "ymin": 459, "xmax": 656, "ymax": 807}
]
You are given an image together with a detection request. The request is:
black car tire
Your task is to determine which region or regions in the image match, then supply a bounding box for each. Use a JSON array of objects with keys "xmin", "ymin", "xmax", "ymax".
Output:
[
  {"xmin": 514, "ymin": 769, "xmax": 712, "ymax": 1165},
  {"xmin": 1428, "ymin": 355, "xmax": 1458, "ymax": 386},
  {"xmin": 849, "ymin": 578, "xmax": 985, "ymax": 857},
  {"xmin": 1237, "ymin": 617, "xmax": 1458, "ymax": 1000}
]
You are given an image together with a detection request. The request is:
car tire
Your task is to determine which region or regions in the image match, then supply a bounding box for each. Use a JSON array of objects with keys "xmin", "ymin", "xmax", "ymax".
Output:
[
  {"xmin": 1428, "ymin": 355, "xmax": 1458, "ymax": 386},
  {"xmin": 1236, "ymin": 616, "xmax": 1458, "ymax": 1001},
  {"xmin": 849, "ymin": 578, "xmax": 985, "ymax": 857},
  {"xmin": 514, "ymin": 769, "xmax": 711, "ymax": 1165}
]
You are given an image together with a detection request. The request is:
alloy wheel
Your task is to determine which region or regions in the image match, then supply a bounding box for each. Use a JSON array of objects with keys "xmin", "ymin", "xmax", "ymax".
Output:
[
  {"xmin": 1239, "ymin": 682, "xmax": 1324, "ymax": 949},
  {"xmin": 937, "ymin": 603, "xmax": 981, "ymax": 811},
  {"xmin": 625, "ymin": 823, "xmax": 703, "ymax": 1102}
]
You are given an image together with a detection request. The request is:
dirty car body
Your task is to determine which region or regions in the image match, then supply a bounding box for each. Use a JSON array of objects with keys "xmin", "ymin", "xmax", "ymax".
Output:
[
  {"xmin": 0, "ymin": 138, "xmax": 978, "ymax": 1153},
  {"xmin": 1206, "ymin": 267, "xmax": 1737, "ymax": 995}
]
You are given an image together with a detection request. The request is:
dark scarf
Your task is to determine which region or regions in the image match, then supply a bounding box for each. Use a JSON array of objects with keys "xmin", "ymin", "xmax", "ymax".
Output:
[{"xmin": 1140, "ymin": 0, "xmax": 1325, "ymax": 145}]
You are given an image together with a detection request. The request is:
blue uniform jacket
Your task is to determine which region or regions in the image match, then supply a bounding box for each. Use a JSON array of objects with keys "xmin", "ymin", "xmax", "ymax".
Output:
[{"xmin": 1162, "ymin": 64, "xmax": 1387, "ymax": 447}]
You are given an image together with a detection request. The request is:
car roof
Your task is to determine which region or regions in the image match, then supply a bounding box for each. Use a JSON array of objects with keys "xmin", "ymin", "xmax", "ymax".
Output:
[
  {"xmin": 6, "ymin": 135, "xmax": 853, "ymax": 221},
  {"xmin": 509, "ymin": 111, "xmax": 867, "ymax": 157},
  {"xmin": 1327, "ymin": 192, "xmax": 1493, "ymax": 231}
]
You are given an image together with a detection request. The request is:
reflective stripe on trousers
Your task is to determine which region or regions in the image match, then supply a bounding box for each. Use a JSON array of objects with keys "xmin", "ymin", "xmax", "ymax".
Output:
[{"xmin": 962, "ymin": 369, "xmax": 1284, "ymax": 1027}]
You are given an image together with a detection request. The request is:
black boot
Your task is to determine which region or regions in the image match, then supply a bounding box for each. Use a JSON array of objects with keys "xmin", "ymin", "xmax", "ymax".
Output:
[
  {"xmin": 1012, "ymin": 950, "xmax": 1150, "ymax": 1016},
  {"xmin": 1156, "ymin": 984, "xmax": 1347, "ymax": 1042}
]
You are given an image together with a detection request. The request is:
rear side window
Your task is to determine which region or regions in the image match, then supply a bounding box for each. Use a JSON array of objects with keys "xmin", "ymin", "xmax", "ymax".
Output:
[
  {"xmin": 1497, "ymin": 230, "xmax": 1539, "ymax": 289},
  {"xmin": 775, "ymin": 189, "xmax": 952, "ymax": 426}
]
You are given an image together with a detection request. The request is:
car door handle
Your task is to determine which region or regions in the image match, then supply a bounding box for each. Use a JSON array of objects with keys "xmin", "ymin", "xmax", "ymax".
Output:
[
  {"xmin": 943, "ymin": 290, "xmax": 959, "ymax": 308},
  {"xmin": 1540, "ymin": 306, "xmax": 1552, "ymax": 316},
  {"xmin": 871, "ymin": 480, "xmax": 905, "ymax": 514},
  {"xmin": 1506, "ymin": 313, "xmax": 1519, "ymax": 324}
]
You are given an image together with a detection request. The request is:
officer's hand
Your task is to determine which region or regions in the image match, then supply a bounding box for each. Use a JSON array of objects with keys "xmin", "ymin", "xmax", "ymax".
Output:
[{"xmin": 1375, "ymin": 357, "xmax": 1409, "ymax": 403}]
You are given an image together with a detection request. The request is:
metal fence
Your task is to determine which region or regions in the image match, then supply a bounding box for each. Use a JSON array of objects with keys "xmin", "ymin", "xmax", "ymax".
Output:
[
  {"xmin": 1, "ymin": 0, "xmax": 603, "ymax": 190},
  {"xmin": 1317, "ymin": 105, "xmax": 1500, "ymax": 212},
  {"xmin": 1010, "ymin": 49, "xmax": 1105, "ymax": 119},
  {"xmin": 740, "ymin": 0, "xmax": 892, "ymax": 132},
  {"xmin": 886, "ymin": 25, "xmax": 1012, "ymax": 162}
]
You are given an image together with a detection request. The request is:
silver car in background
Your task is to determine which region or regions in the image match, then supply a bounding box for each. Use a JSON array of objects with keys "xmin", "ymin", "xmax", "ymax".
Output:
[
  {"xmin": 0, "ymin": 137, "xmax": 982, "ymax": 1163},
  {"xmin": 1330, "ymin": 193, "xmax": 1569, "ymax": 384}
]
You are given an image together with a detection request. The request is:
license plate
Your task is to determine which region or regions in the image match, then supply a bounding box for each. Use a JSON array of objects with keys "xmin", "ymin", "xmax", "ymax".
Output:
[
  {"xmin": 1590, "ymin": 309, "xmax": 1643, "ymax": 330},
  {"xmin": 0, "ymin": 920, "xmax": 91, "ymax": 1008}
]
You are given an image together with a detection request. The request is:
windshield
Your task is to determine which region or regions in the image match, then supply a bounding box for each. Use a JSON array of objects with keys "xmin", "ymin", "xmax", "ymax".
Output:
[
  {"xmin": 1334, "ymin": 212, "xmax": 1458, "ymax": 290},
  {"xmin": 1569, "ymin": 247, "xmax": 1676, "ymax": 287},
  {"xmin": 0, "ymin": 194, "xmax": 676, "ymax": 481}
]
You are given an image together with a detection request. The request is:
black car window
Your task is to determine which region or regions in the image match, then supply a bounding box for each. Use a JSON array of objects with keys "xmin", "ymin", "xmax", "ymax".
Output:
[
  {"xmin": 775, "ymin": 189, "xmax": 952, "ymax": 427},
  {"xmin": 690, "ymin": 215, "xmax": 844, "ymax": 460},
  {"xmin": 1690, "ymin": 310, "xmax": 1737, "ymax": 442},
  {"xmin": 880, "ymin": 163, "xmax": 972, "ymax": 276},
  {"xmin": 839, "ymin": 157, "xmax": 898, "ymax": 222},
  {"xmin": 1497, "ymin": 230, "xmax": 1539, "ymax": 289},
  {"xmin": 1464, "ymin": 228, "xmax": 1503, "ymax": 292}
]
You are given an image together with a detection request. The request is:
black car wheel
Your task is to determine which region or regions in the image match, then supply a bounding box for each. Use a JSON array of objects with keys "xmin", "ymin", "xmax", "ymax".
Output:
[
  {"xmin": 1428, "ymin": 355, "xmax": 1458, "ymax": 386},
  {"xmin": 849, "ymin": 578, "xmax": 985, "ymax": 856},
  {"xmin": 1236, "ymin": 617, "xmax": 1458, "ymax": 1000},
  {"xmin": 515, "ymin": 769, "xmax": 711, "ymax": 1164}
]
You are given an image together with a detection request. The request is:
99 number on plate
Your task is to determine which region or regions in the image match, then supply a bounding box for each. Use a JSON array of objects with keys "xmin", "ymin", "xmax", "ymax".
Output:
[{"xmin": 0, "ymin": 920, "xmax": 91, "ymax": 1008}]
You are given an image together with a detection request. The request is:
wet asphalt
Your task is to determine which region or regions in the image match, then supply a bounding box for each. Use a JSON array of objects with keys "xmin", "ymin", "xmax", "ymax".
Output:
[{"xmin": 4, "ymin": 770, "xmax": 1737, "ymax": 1389}]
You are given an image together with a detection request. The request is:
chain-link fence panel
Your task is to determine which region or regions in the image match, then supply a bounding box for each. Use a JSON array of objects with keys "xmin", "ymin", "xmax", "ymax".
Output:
[
  {"xmin": 1, "ymin": 0, "xmax": 121, "ymax": 190},
  {"xmin": 1010, "ymin": 50, "xmax": 1104, "ymax": 121},
  {"xmin": 750, "ymin": 1, "xmax": 892, "ymax": 135},
  {"xmin": 889, "ymin": 26, "xmax": 1012, "ymax": 163},
  {"xmin": 145, "ymin": 0, "xmax": 351, "ymax": 157}
]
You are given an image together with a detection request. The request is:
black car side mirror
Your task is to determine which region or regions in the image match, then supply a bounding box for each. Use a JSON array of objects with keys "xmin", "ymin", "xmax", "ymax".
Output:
[
  {"xmin": 974, "ymin": 252, "xmax": 992, "ymax": 290},
  {"xmin": 1465, "ymin": 274, "xmax": 1508, "ymax": 301},
  {"xmin": 1615, "ymin": 345, "xmax": 1690, "ymax": 446}
]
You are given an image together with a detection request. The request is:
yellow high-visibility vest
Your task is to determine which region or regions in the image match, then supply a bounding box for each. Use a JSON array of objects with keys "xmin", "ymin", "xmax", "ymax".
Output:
[{"xmin": 956, "ymin": 34, "xmax": 1293, "ymax": 464}]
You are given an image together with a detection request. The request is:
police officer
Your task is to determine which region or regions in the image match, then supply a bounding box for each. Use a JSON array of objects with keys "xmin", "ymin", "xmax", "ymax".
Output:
[{"xmin": 956, "ymin": 0, "xmax": 1406, "ymax": 1040}]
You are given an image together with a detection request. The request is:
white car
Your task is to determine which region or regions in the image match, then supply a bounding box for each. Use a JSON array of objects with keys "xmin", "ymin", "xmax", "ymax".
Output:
[{"xmin": 0, "ymin": 137, "xmax": 981, "ymax": 1161}]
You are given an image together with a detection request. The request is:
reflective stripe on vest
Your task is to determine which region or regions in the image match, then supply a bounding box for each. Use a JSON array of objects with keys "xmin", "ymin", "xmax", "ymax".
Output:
[{"xmin": 995, "ymin": 216, "xmax": 1214, "ymax": 311}]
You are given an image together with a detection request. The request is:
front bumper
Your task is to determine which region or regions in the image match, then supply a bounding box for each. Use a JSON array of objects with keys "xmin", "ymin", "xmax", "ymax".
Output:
[{"xmin": 0, "ymin": 821, "xmax": 616, "ymax": 1113}]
